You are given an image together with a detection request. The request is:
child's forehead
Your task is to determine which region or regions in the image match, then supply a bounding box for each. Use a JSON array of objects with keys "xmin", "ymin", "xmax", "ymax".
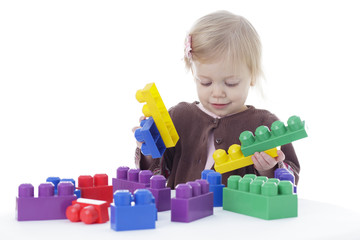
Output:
[{"xmin": 192, "ymin": 59, "xmax": 250, "ymax": 78}]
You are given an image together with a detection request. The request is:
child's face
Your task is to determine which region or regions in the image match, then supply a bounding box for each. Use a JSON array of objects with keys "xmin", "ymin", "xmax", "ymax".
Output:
[{"xmin": 193, "ymin": 59, "xmax": 253, "ymax": 117}]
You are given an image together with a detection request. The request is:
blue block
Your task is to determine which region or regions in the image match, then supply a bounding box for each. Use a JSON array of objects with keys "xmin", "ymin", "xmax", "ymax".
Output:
[
  {"xmin": 201, "ymin": 170, "xmax": 225, "ymax": 207},
  {"xmin": 111, "ymin": 189, "xmax": 157, "ymax": 231},
  {"xmin": 134, "ymin": 117, "xmax": 166, "ymax": 158}
]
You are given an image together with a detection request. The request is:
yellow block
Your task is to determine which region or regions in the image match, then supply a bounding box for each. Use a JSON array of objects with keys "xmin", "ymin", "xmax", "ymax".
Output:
[
  {"xmin": 136, "ymin": 83, "xmax": 179, "ymax": 148},
  {"xmin": 213, "ymin": 144, "xmax": 278, "ymax": 174}
]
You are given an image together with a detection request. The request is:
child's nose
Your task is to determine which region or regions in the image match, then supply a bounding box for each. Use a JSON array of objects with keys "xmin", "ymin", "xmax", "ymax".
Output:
[{"xmin": 212, "ymin": 84, "xmax": 225, "ymax": 98}]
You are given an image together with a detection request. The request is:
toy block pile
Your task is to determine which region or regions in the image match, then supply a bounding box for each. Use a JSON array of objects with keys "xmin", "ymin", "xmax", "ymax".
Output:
[{"xmin": 15, "ymin": 82, "xmax": 306, "ymax": 232}]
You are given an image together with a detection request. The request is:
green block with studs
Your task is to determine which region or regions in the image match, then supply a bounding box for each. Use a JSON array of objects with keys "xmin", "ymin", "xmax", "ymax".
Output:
[
  {"xmin": 239, "ymin": 115, "xmax": 307, "ymax": 157},
  {"xmin": 223, "ymin": 174, "xmax": 297, "ymax": 220}
]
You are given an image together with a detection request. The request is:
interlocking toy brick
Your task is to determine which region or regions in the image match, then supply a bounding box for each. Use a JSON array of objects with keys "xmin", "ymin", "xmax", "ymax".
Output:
[
  {"xmin": 239, "ymin": 115, "xmax": 307, "ymax": 157},
  {"xmin": 275, "ymin": 168, "xmax": 297, "ymax": 193},
  {"xmin": 213, "ymin": 144, "xmax": 278, "ymax": 173},
  {"xmin": 134, "ymin": 117, "xmax": 166, "ymax": 158},
  {"xmin": 136, "ymin": 82, "xmax": 179, "ymax": 148},
  {"xmin": 77, "ymin": 174, "xmax": 113, "ymax": 206},
  {"xmin": 47, "ymin": 177, "xmax": 81, "ymax": 198},
  {"xmin": 66, "ymin": 198, "xmax": 109, "ymax": 224},
  {"xmin": 223, "ymin": 174, "xmax": 297, "ymax": 220},
  {"xmin": 16, "ymin": 182, "xmax": 76, "ymax": 221},
  {"xmin": 171, "ymin": 179, "xmax": 213, "ymax": 222},
  {"xmin": 112, "ymin": 167, "xmax": 152, "ymax": 194},
  {"xmin": 112, "ymin": 167, "xmax": 170, "ymax": 211},
  {"xmin": 111, "ymin": 189, "xmax": 157, "ymax": 231},
  {"xmin": 201, "ymin": 170, "xmax": 224, "ymax": 207},
  {"xmin": 148, "ymin": 175, "xmax": 171, "ymax": 211}
]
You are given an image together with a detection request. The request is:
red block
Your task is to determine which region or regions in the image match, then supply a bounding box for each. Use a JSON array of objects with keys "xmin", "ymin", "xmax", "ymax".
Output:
[
  {"xmin": 77, "ymin": 174, "xmax": 113, "ymax": 206},
  {"xmin": 66, "ymin": 198, "xmax": 109, "ymax": 224}
]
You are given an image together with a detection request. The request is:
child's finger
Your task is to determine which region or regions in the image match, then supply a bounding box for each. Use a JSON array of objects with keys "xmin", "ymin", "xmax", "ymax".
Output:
[
  {"xmin": 260, "ymin": 152, "xmax": 275, "ymax": 166},
  {"xmin": 275, "ymin": 150, "xmax": 285, "ymax": 162},
  {"xmin": 139, "ymin": 116, "xmax": 146, "ymax": 122},
  {"xmin": 132, "ymin": 126, "xmax": 141, "ymax": 134},
  {"xmin": 252, "ymin": 153, "xmax": 266, "ymax": 170}
]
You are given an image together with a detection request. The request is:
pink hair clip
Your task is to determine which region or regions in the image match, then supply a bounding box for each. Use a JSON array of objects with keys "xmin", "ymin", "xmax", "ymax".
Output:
[{"xmin": 185, "ymin": 35, "xmax": 192, "ymax": 60}]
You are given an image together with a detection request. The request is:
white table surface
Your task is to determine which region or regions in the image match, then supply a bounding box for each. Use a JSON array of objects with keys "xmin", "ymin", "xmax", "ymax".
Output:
[{"xmin": 1, "ymin": 198, "xmax": 359, "ymax": 240}]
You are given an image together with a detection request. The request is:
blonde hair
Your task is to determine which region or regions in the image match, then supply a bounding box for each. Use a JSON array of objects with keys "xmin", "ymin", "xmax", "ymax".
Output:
[{"xmin": 184, "ymin": 10, "xmax": 263, "ymax": 86}]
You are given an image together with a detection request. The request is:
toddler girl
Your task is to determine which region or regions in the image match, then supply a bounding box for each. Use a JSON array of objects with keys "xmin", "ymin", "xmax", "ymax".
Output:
[{"xmin": 133, "ymin": 10, "xmax": 300, "ymax": 188}]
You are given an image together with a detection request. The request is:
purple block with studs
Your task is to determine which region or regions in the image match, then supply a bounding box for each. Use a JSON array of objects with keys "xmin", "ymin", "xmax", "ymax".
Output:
[
  {"xmin": 112, "ymin": 167, "xmax": 153, "ymax": 194},
  {"xmin": 16, "ymin": 182, "xmax": 77, "ymax": 221},
  {"xmin": 148, "ymin": 175, "xmax": 171, "ymax": 211},
  {"xmin": 275, "ymin": 168, "xmax": 297, "ymax": 193},
  {"xmin": 171, "ymin": 179, "xmax": 213, "ymax": 222}
]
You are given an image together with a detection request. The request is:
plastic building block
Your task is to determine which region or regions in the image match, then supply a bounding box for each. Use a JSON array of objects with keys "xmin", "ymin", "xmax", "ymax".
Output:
[
  {"xmin": 213, "ymin": 144, "xmax": 278, "ymax": 173},
  {"xmin": 171, "ymin": 179, "xmax": 214, "ymax": 222},
  {"xmin": 112, "ymin": 167, "xmax": 152, "ymax": 194},
  {"xmin": 201, "ymin": 170, "xmax": 224, "ymax": 207},
  {"xmin": 148, "ymin": 175, "xmax": 171, "ymax": 211},
  {"xmin": 134, "ymin": 117, "xmax": 166, "ymax": 158},
  {"xmin": 239, "ymin": 115, "xmax": 307, "ymax": 157},
  {"xmin": 77, "ymin": 174, "xmax": 113, "ymax": 206},
  {"xmin": 111, "ymin": 189, "xmax": 157, "ymax": 231},
  {"xmin": 66, "ymin": 198, "xmax": 109, "ymax": 224},
  {"xmin": 136, "ymin": 82, "xmax": 179, "ymax": 148},
  {"xmin": 47, "ymin": 177, "xmax": 81, "ymax": 198},
  {"xmin": 112, "ymin": 167, "xmax": 170, "ymax": 211},
  {"xmin": 16, "ymin": 182, "xmax": 76, "ymax": 221},
  {"xmin": 275, "ymin": 168, "xmax": 297, "ymax": 193},
  {"xmin": 223, "ymin": 174, "xmax": 297, "ymax": 220}
]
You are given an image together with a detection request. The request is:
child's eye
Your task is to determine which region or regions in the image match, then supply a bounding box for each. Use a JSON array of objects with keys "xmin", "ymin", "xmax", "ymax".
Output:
[
  {"xmin": 200, "ymin": 82, "xmax": 212, "ymax": 86},
  {"xmin": 225, "ymin": 82, "xmax": 239, "ymax": 87}
]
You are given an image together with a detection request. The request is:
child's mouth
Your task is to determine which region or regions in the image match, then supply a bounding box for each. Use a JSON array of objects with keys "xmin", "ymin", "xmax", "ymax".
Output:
[{"xmin": 211, "ymin": 103, "xmax": 229, "ymax": 109}]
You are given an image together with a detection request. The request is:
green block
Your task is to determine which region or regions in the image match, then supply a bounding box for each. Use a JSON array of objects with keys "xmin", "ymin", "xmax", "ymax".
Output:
[
  {"xmin": 239, "ymin": 115, "xmax": 307, "ymax": 157},
  {"xmin": 223, "ymin": 175, "xmax": 298, "ymax": 220}
]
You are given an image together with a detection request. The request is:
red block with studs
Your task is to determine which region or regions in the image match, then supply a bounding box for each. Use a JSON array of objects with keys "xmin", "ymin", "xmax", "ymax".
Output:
[
  {"xmin": 77, "ymin": 174, "xmax": 113, "ymax": 206},
  {"xmin": 66, "ymin": 198, "xmax": 109, "ymax": 224}
]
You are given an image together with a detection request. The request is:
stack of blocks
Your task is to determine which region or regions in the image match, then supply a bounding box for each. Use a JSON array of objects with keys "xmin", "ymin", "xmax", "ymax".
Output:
[
  {"xmin": 171, "ymin": 179, "xmax": 213, "ymax": 222},
  {"xmin": 223, "ymin": 174, "xmax": 297, "ymax": 220},
  {"xmin": 136, "ymin": 83, "xmax": 179, "ymax": 149},
  {"xmin": 213, "ymin": 144, "xmax": 278, "ymax": 174},
  {"xmin": 66, "ymin": 198, "xmax": 109, "ymax": 224},
  {"xmin": 112, "ymin": 166, "xmax": 170, "ymax": 211},
  {"xmin": 239, "ymin": 115, "xmax": 307, "ymax": 157},
  {"xmin": 201, "ymin": 170, "xmax": 225, "ymax": 207},
  {"xmin": 77, "ymin": 174, "xmax": 113, "ymax": 206},
  {"xmin": 111, "ymin": 189, "xmax": 157, "ymax": 231},
  {"xmin": 16, "ymin": 182, "xmax": 77, "ymax": 221}
]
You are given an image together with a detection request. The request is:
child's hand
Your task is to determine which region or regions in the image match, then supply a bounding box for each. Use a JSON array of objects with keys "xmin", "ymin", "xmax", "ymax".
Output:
[
  {"xmin": 251, "ymin": 150, "xmax": 285, "ymax": 177},
  {"xmin": 132, "ymin": 116, "xmax": 146, "ymax": 148}
]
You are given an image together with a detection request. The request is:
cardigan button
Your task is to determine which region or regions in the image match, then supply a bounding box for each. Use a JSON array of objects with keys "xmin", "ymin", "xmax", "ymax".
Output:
[{"xmin": 215, "ymin": 138, "xmax": 222, "ymax": 144}]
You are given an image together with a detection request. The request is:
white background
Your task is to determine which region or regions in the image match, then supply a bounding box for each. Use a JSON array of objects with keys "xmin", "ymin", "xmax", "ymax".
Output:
[{"xmin": 1, "ymin": 0, "xmax": 360, "ymax": 216}]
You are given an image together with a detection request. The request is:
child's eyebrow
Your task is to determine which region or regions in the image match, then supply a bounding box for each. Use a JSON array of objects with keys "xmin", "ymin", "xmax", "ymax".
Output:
[{"xmin": 197, "ymin": 75, "xmax": 212, "ymax": 80}]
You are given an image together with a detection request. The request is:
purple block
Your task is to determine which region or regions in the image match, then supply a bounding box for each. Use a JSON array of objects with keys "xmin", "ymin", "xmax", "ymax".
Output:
[
  {"xmin": 275, "ymin": 168, "xmax": 297, "ymax": 193},
  {"xmin": 16, "ymin": 182, "xmax": 77, "ymax": 221},
  {"xmin": 171, "ymin": 179, "xmax": 213, "ymax": 222},
  {"xmin": 112, "ymin": 167, "xmax": 152, "ymax": 194},
  {"xmin": 148, "ymin": 175, "xmax": 171, "ymax": 212}
]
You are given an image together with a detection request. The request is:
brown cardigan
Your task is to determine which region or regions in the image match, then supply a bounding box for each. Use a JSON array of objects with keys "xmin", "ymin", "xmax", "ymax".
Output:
[{"xmin": 136, "ymin": 101, "xmax": 300, "ymax": 189}]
